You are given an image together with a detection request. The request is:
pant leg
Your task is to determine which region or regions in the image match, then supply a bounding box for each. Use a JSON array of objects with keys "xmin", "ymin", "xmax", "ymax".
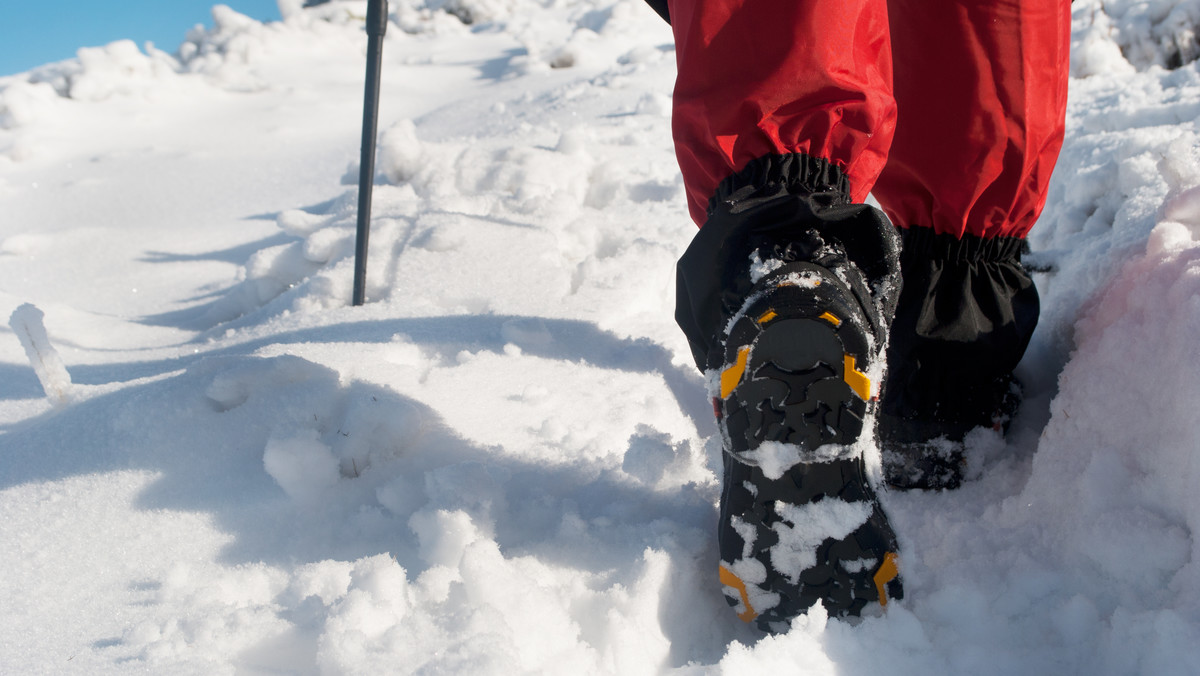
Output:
[
  {"xmin": 873, "ymin": 0, "xmax": 1070, "ymax": 240},
  {"xmin": 874, "ymin": 0, "xmax": 1071, "ymax": 433},
  {"xmin": 668, "ymin": 0, "xmax": 904, "ymax": 371},
  {"xmin": 668, "ymin": 0, "xmax": 896, "ymax": 227}
]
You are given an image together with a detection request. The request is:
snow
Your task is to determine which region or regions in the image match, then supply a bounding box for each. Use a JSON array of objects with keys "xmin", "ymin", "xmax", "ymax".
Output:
[
  {"xmin": 8, "ymin": 303, "xmax": 73, "ymax": 406},
  {"xmin": 2, "ymin": 0, "xmax": 1200, "ymax": 673}
]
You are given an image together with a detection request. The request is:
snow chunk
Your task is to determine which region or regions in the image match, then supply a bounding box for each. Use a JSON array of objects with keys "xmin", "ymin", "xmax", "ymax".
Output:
[
  {"xmin": 770, "ymin": 499, "xmax": 872, "ymax": 584},
  {"xmin": 289, "ymin": 560, "xmax": 355, "ymax": 606},
  {"xmin": 622, "ymin": 424, "xmax": 691, "ymax": 486},
  {"xmin": 409, "ymin": 508, "xmax": 482, "ymax": 568},
  {"xmin": 316, "ymin": 555, "xmax": 414, "ymax": 672},
  {"xmin": 263, "ymin": 429, "xmax": 341, "ymax": 501},
  {"xmin": 743, "ymin": 440, "xmax": 857, "ymax": 480},
  {"xmin": 1146, "ymin": 219, "xmax": 1195, "ymax": 255},
  {"xmin": 0, "ymin": 81, "xmax": 60, "ymax": 130},
  {"xmin": 1071, "ymin": 5, "xmax": 1137, "ymax": 78},
  {"xmin": 1097, "ymin": 0, "xmax": 1200, "ymax": 70},
  {"xmin": 378, "ymin": 119, "xmax": 425, "ymax": 184},
  {"xmin": 69, "ymin": 40, "xmax": 178, "ymax": 102},
  {"xmin": 8, "ymin": 303, "xmax": 72, "ymax": 406},
  {"xmin": 747, "ymin": 250, "xmax": 785, "ymax": 284},
  {"xmin": 276, "ymin": 209, "xmax": 332, "ymax": 238}
]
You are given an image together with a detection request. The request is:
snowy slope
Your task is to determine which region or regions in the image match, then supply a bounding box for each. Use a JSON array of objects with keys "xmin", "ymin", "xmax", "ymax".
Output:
[{"xmin": 1, "ymin": 1, "xmax": 1199, "ymax": 673}]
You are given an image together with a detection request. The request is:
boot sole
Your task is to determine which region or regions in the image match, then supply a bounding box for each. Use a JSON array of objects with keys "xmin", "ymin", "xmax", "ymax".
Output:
[{"xmin": 715, "ymin": 276, "xmax": 902, "ymax": 628}]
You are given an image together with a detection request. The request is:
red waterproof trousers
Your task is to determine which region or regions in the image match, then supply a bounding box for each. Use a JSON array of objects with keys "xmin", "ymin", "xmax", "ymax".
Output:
[{"xmin": 668, "ymin": 0, "xmax": 1071, "ymax": 240}]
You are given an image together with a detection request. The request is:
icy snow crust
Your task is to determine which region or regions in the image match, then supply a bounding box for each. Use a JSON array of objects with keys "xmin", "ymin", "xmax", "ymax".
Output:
[{"xmin": 2, "ymin": 0, "xmax": 1200, "ymax": 672}]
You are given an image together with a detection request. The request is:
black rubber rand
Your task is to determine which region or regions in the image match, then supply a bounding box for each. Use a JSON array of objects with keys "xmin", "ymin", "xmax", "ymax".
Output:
[{"xmin": 715, "ymin": 268, "xmax": 903, "ymax": 628}]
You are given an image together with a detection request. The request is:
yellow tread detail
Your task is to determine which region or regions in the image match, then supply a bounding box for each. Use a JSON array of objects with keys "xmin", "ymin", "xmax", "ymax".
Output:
[
  {"xmin": 756, "ymin": 310, "xmax": 778, "ymax": 325},
  {"xmin": 819, "ymin": 311, "xmax": 842, "ymax": 326},
  {"xmin": 720, "ymin": 346, "xmax": 752, "ymax": 399},
  {"xmin": 719, "ymin": 565, "xmax": 759, "ymax": 623},
  {"xmin": 843, "ymin": 354, "xmax": 872, "ymax": 401},
  {"xmin": 873, "ymin": 552, "xmax": 900, "ymax": 607}
]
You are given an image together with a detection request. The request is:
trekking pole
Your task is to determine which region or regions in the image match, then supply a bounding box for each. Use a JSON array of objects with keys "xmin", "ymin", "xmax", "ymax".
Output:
[{"xmin": 352, "ymin": 0, "xmax": 388, "ymax": 306}]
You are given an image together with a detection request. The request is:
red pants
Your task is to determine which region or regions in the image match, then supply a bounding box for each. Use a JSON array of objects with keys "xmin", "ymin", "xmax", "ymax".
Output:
[{"xmin": 668, "ymin": 0, "xmax": 1071, "ymax": 240}]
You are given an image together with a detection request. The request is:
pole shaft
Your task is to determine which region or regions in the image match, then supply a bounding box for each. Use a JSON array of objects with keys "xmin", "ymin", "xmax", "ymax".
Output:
[{"xmin": 353, "ymin": 0, "xmax": 388, "ymax": 307}]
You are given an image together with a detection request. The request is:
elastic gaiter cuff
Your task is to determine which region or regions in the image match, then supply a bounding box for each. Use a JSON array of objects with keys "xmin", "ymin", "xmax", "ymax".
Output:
[
  {"xmin": 675, "ymin": 153, "xmax": 901, "ymax": 372},
  {"xmin": 880, "ymin": 226, "xmax": 1039, "ymax": 438}
]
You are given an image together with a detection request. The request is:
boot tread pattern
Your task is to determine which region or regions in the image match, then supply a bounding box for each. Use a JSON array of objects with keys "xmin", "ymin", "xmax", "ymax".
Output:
[{"xmin": 716, "ymin": 265, "xmax": 903, "ymax": 630}]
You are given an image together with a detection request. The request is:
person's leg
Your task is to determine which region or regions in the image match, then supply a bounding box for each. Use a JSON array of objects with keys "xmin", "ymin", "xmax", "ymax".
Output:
[
  {"xmin": 670, "ymin": 0, "xmax": 901, "ymax": 371},
  {"xmin": 668, "ymin": 0, "xmax": 905, "ymax": 627},
  {"xmin": 872, "ymin": 0, "xmax": 1071, "ymax": 488},
  {"xmin": 669, "ymin": 0, "xmax": 896, "ymax": 228}
]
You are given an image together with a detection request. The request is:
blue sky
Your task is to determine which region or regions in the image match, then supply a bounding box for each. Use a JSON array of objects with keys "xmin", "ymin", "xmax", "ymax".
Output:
[{"xmin": 0, "ymin": 1, "xmax": 283, "ymax": 77}]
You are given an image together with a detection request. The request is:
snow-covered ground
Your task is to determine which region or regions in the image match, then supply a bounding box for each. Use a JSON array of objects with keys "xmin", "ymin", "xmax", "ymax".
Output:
[{"xmin": 2, "ymin": 1, "xmax": 1200, "ymax": 673}]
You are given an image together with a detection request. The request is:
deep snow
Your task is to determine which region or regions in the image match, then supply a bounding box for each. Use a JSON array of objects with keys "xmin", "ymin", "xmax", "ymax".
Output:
[{"xmin": 2, "ymin": 1, "xmax": 1200, "ymax": 673}]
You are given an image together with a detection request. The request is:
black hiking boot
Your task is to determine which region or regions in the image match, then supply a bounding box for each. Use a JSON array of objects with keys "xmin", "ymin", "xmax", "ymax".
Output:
[
  {"xmin": 878, "ymin": 227, "xmax": 1038, "ymax": 491},
  {"xmin": 671, "ymin": 153, "xmax": 907, "ymax": 630},
  {"xmin": 713, "ymin": 251, "xmax": 903, "ymax": 630},
  {"xmin": 879, "ymin": 377, "xmax": 1021, "ymax": 491},
  {"xmin": 880, "ymin": 434, "xmax": 968, "ymax": 491}
]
